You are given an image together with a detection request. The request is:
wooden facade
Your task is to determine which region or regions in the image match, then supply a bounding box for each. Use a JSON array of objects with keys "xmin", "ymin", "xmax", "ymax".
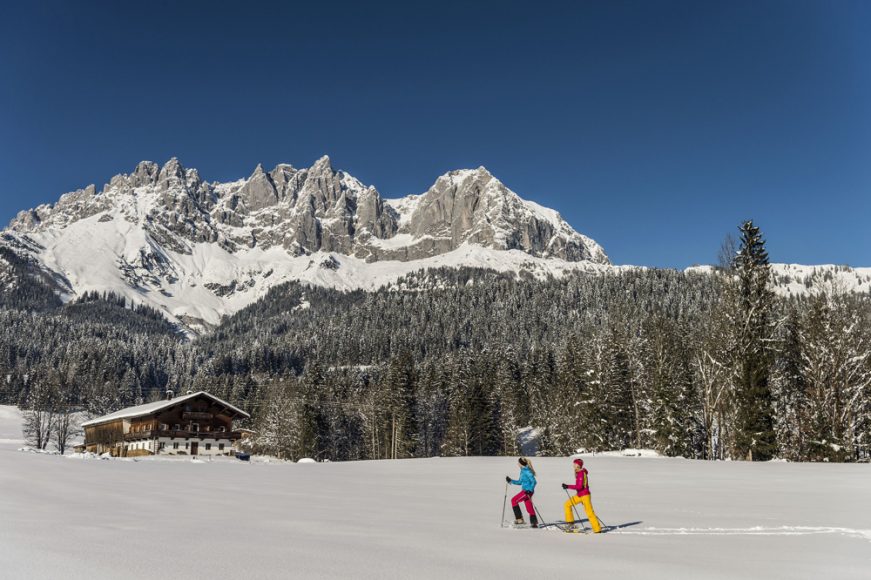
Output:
[{"xmin": 83, "ymin": 391, "xmax": 250, "ymax": 457}]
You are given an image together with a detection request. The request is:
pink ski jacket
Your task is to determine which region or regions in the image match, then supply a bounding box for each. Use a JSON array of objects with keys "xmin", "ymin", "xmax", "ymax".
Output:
[{"xmin": 566, "ymin": 468, "xmax": 591, "ymax": 497}]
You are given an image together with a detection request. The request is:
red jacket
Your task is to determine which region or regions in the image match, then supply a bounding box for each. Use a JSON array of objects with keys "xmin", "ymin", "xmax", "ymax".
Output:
[{"xmin": 566, "ymin": 468, "xmax": 590, "ymax": 497}]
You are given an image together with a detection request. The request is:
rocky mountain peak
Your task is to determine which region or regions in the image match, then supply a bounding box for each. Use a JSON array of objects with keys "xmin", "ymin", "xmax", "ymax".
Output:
[
  {"xmin": 239, "ymin": 163, "xmax": 278, "ymax": 212},
  {"xmin": 310, "ymin": 155, "xmax": 332, "ymax": 174},
  {"xmin": 159, "ymin": 156, "xmax": 184, "ymax": 178},
  {"xmin": 131, "ymin": 161, "xmax": 160, "ymax": 187},
  {"xmin": 397, "ymin": 165, "xmax": 605, "ymax": 263},
  {"xmin": 152, "ymin": 158, "xmax": 198, "ymax": 196}
]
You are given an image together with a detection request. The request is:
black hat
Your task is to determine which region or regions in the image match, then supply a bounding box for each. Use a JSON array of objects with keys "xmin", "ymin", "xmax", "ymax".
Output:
[{"xmin": 518, "ymin": 457, "xmax": 528, "ymax": 466}]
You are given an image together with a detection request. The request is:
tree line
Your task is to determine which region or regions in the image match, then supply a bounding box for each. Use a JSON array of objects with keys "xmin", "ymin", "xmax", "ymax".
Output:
[{"xmin": 1, "ymin": 222, "xmax": 869, "ymax": 461}]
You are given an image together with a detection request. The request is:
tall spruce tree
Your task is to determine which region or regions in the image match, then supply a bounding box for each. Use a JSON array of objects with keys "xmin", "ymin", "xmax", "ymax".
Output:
[{"xmin": 732, "ymin": 220, "xmax": 778, "ymax": 460}]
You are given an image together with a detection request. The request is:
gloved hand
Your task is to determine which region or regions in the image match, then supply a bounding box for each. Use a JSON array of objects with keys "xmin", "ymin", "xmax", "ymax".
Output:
[
  {"xmin": 505, "ymin": 476, "xmax": 511, "ymax": 483},
  {"xmin": 561, "ymin": 483, "xmax": 568, "ymax": 489}
]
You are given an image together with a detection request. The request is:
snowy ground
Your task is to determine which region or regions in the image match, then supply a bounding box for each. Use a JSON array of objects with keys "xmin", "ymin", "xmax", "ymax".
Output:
[
  {"xmin": 1, "ymin": 406, "xmax": 869, "ymax": 579},
  {"xmin": 0, "ymin": 404, "xmax": 24, "ymax": 446}
]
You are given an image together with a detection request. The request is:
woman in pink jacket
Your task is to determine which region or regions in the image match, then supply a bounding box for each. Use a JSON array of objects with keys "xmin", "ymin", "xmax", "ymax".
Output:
[{"xmin": 561, "ymin": 458, "xmax": 602, "ymax": 533}]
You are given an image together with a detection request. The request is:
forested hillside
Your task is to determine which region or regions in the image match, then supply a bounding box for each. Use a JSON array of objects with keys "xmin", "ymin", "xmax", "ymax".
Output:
[{"xmin": 1, "ymin": 224, "xmax": 868, "ymax": 462}]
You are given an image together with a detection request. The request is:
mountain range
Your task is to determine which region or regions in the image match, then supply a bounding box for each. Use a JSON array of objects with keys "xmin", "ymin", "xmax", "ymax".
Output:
[
  {"xmin": 0, "ymin": 156, "xmax": 613, "ymax": 331},
  {"xmin": 2, "ymin": 156, "xmax": 869, "ymax": 334}
]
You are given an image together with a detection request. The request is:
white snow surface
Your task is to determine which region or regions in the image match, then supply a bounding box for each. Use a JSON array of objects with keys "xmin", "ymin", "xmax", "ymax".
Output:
[
  {"xmin": 0, "ymin": 404, "xmax": 24, "ymax": 446},
  {"xmin": 383, "ymin": 194, "xmax": 421, "ymax": 228},
  {"xmin": 1, "ymin": 407, "xmax": 869, "ymax": 579}
]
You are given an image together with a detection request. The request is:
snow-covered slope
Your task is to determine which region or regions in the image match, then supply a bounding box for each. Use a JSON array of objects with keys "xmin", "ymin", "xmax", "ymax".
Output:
[
  {"xmin": 768, "ymin": 263, "xmax": 871, "ymax": 296},
  {"xmin": 1, "ymin": 445, "xmax": 869, "ymax": 579},
  {"xmin": 1, "ymin": 157, "xmax": 609, "ymax": 331},
  {"xmin": 685, "ymin": 264, "xmax": 871, "ymax": 297}
]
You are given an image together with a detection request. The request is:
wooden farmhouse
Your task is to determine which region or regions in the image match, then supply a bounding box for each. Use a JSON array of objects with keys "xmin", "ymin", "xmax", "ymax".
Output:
[{"xmin": 82, "ymin": 390, "xmax": 250, "ymax": 457}]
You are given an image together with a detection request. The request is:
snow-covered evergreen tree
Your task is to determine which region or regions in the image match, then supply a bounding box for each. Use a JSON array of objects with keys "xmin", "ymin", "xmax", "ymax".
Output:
[{"xmin": 731, "ymin": 221, "xmax": 778, "ymax": 461}]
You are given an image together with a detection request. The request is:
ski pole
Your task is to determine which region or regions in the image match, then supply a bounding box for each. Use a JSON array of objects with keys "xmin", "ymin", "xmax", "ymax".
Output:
[
  {"xmin": 500, "ymin": 481, "xmax": 508, "ymax": 528},
  {"xmin": 564, "ymin": 487, "xmax": 588, "ymax": 531},
  {"xmin": 530, "ymin": 497, "xmax": 549, "ymax": 526}
]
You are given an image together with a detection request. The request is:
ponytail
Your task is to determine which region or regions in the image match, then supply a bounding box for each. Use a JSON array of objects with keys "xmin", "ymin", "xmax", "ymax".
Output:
[{"xmin": 519, "ymin": 456, "xmax": 536, "ymax": 476}]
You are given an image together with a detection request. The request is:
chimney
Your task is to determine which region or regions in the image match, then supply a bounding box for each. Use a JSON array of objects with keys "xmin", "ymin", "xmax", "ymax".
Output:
[{"xmin": 166, "ymin": 389, "xmax": 174, "ymax": 401}]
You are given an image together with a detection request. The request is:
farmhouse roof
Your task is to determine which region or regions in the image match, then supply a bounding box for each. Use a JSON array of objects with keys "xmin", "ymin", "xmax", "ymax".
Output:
[{"xmin": 81, "ymin": 391, "xmax": 250, "ymax": 427}]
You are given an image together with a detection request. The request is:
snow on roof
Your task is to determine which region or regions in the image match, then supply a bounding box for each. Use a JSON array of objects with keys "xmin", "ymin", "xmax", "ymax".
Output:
[{"xmin": 81, "ymin": 391, "xmax": 249, "ymax": 427}]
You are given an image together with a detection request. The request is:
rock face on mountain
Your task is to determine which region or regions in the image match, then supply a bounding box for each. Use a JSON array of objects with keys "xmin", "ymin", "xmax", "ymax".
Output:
[
  {"xmin": 7, "ymin": 156, "xmax": 608, "ymax": 264},
  {"xmin": 390, "ymin": 168, "xmax": 607, "ymax": 263},
  {"xmin": 1, "ymin": 156, "xmax": 609, "ymax": 330}
]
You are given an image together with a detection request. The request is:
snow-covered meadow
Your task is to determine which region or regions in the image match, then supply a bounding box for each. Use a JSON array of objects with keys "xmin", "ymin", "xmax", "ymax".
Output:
[{"xmin": 1, "ymin": 406, "xmax": 869, "ymax": 579}]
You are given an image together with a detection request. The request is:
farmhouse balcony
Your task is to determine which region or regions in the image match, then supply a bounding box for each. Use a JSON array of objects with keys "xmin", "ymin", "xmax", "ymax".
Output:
[{"xmin": 124, "ymin": 429, "xmax": 243, "ymax": 441}]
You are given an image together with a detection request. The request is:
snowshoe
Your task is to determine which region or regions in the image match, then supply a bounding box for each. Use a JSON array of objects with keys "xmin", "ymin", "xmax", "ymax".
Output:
[
  {"xmin": 560, "ymin": 523, "xmax": 589, "ymax": 534},
  {"xmin": 512, "ymin": 505, "xmax": 523, "ymax": 523},
  {"xmin": 510, "ymin": 522, "xmax": 530, "ymax": 529}
]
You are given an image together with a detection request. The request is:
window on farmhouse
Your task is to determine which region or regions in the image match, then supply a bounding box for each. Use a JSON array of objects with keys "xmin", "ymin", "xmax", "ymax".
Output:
[
  {"xmin": 219, "ymin": 444, "xmax": 225, "ymax": 451},
  {"xmin": 173, "ymin": 442, "xmax": 179, "ymax": 450},
  {"xmin": 205, "ymin": 443, "xmax": 211, "ymax": 451},
  {"xmin": 173, "ymin": 424, "xmax": 180, "ymax": 431},
  {"xmin": 191, "ymin": 423, "xmax": 199, "ymax": 432}
]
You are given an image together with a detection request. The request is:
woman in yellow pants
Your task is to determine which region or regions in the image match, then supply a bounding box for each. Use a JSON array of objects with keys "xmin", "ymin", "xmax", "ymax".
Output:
[{"xmin": 561, "ymin": 458, "xmax": 602, "ymax": 533}]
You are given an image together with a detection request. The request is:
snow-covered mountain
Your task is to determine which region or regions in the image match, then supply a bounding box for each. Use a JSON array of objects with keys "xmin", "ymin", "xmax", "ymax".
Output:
[
  {"xmin": 687, "ymin": 263, "xmax": 871, "ymax": 297},
  {"xmin": 1, "ymin": 156, "xmax": 609, "ymax": 331},
  {"xmin": 4, "ymin": 156, "xmax": 869, "ymax": 334}
]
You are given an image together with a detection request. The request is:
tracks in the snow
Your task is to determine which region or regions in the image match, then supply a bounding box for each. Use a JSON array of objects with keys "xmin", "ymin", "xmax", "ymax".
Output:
[
  {"xmin": 616, "ymin": 526, "xmax": 871, "ymax": 542},
  {"xmin": 504, "ymin": 523, "xmax": 871, "ymax": 542}
]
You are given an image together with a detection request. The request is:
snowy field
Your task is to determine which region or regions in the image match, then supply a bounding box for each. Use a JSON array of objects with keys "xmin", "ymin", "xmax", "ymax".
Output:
[{"xmin": 1, "ymin": 406, "xmax": 869, "ymax": 580}]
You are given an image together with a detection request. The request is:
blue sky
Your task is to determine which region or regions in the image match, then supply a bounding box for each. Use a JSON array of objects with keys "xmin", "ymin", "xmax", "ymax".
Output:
[{"xmin": 1, "ymin": 0, "xmax": 869, "ymax": 267}]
